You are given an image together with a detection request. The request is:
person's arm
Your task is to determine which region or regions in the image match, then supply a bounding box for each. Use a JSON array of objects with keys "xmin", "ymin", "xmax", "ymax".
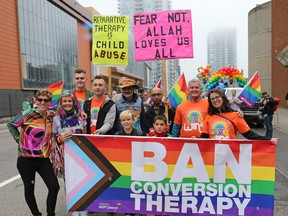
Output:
[
  {"xmin": 96, "ymin": 103, "xmax": 116, "ymax": 134},
  {"xmin": 7, "ymin": 113, "xmax": 24, "ymax": 144},
  {"xmin": 145, "ymin": 111, "xmax": 153, "ymax": 133},
  {"xmin": 200, "ymin": 133, "xmax": 209, "ymax": 138},
  {"xmin": 268, "ymin": 97, "xmax": 278, "ymax": 106},
  {"xmin": 140, "ymin": 102, "xmax": 146, "ymax": 133},
  {"xmin": 171, "ymin": 123, "xmax": 181, "ymax": 137},
  {"xmin": 242, "ymin": 130, "xmax": 269, "ymax": 140}
]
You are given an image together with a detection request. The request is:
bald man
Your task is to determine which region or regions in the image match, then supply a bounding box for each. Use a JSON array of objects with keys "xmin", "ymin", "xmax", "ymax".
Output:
[{"xmin": 145, "ymin": 87, "xmax": 175, "ymax": 133}]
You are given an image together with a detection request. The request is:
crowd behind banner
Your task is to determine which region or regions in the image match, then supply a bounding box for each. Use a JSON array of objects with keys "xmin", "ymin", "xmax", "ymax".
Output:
[{"xmin": 9, "ymin": 67, "xmax": 278, "ymax": 216}]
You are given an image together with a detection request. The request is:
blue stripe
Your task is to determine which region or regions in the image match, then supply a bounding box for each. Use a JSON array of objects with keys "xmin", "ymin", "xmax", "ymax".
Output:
[
  {"xmin": 97, "ymin": 187, "xmax": 274, "ymax": 209},
  {"xmin": 66, "ymin": 140, "xmax": 105, "ymax": 210}
]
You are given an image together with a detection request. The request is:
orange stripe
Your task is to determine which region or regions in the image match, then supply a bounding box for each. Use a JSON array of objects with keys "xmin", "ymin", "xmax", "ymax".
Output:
[{"xmin": 98, "ymin": 148, "xmax": 275, "ymax": 167}]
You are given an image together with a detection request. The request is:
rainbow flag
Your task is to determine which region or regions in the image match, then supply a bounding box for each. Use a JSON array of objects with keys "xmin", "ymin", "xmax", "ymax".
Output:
[
  {"xmin": 65, "ymin": 136, "xmax": 276, "ymax": 215},
  {"xmin": 47, "ymin": 81, "xmax": 63, "ymax": 107},
  {"xmin": 238, "ymin": 71, "xmax": 261, "ymax": 108},
  {"xmin": 168, "ymin": 73, "xmax": 188, "ymax": 108}
]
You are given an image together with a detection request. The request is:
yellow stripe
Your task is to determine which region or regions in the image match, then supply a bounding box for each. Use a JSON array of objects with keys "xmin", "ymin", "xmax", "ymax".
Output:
[
  {"xmin": 112, "ymin": 162, "xmax": 275, "ymax": 181},
  {"xmin": 174, "ymin": 84, "xmax": 187, "ymax": 99}
]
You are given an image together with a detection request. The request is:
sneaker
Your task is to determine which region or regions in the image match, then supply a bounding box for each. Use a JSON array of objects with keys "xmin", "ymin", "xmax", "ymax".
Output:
[
  {"xmin": 79, "ymin": 211, "xmax": 88, "ymax": 216},
  {"xmin": 71, "ymin": 212, "xmax": 79, "ymax": 216}
]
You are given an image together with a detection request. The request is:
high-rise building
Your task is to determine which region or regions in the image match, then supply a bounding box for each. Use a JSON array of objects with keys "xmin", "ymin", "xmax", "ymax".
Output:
[
  {"xmin": 207, "ymin": 28, "xmax": 237, "ymax": 73},
  {"xmin": 117, "ymin": 0, "xmax": 181, "ymax": 90}
]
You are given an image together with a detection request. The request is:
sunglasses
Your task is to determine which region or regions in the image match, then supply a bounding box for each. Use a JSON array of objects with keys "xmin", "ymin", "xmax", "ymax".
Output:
[
  {"xmin": 75, "ymin": 77, "xmax": 85, "ymax": 80},
  {"xmin": 36, "ymin": 98, "xmax": 51, "ymax": 103}
]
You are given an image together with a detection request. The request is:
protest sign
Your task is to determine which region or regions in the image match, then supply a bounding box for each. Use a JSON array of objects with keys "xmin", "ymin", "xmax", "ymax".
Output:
[
  {"xmin": 92, "ymin": 16, "xmax": 129, "ymax": 65},
  {"xmin": 134, "ymin": 10, "xmax": 193, "ymax": 61},
  {"xmin": 65, "ymin": 135, "xmax": 275, "ymax": 215}
]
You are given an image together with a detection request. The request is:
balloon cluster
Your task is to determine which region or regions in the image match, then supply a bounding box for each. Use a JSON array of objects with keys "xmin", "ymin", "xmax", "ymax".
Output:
[
  {"xmin": 197, "ymin": 64, "xmax": 211, "ymax": 84},
  {"xmin": 206, "ymin": 66, "xmax": 247, "ymax": 92}
]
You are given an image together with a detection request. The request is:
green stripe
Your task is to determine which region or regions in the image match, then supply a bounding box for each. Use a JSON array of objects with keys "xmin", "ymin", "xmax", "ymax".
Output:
[
  {"xmin": 246, "ymin": 86, "xmax": 261, "ymax": 98},
  {"xmin": 112, "ymin": 176, "xmax": 275, "ymax": 195},
  {"xmin": 170, "ymin": 88, "xmax": 184, "ymax": 104}
]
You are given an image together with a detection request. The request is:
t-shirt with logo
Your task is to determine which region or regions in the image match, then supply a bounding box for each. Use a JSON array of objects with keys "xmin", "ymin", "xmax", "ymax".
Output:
[
  {"xmin": 202, "ymin": 112, "xmax": 250, "ymax": 139},
  {"xmin": 173, "ymin": 98, "xmax": 208, "ymax": 138},
  {"xmin": 74, "ymin": 90, "xmax": 86, "ymax": 108},
  {"xmin": 90, "ymin": 97, "xmax": 105, "ymax": 134}
]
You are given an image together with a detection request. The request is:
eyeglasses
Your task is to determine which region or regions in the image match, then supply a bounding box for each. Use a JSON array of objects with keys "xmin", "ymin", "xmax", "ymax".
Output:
[
  {"xmin": 36, "ymin": 98, "xmax": 51, "ymax": 103},
  {"xmin": 151, "ymin": 93, "xmax": 162, "ymax": 97},
  {"xmin": 210, "ymin": 96, "xmax": 221, "ymax": 102},
  {"xmin": 75, "ymin": 77, "xmax": 85, "ymax": 80}
]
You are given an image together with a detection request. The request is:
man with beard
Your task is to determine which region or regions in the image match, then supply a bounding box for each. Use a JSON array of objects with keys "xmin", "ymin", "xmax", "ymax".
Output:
[
  {"xmin": 145, "ymin": 87, "xmax": 175, "ymax": 133},
  {"xmin": 115, "ymin": 78, "xmax": 146, "ymax": 134}
]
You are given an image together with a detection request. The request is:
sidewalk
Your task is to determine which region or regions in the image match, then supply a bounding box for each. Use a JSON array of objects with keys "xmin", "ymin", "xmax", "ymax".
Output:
[{"xmin": 273, "ymin": 107, "xmax": 288, "ymax": 133}]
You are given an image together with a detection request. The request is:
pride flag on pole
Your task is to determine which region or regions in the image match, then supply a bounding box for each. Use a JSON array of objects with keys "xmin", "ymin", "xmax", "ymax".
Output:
[
  {"xmin": 168, "ymin": 73, "xmax": 188, "ymax": 108},
  {"xmin": 47, "ymin": 81, "xmax": 64, "ymax": 108},
  {"xmin": 238, "ymin": 71, "xmax": 261, "ymax": 108}
]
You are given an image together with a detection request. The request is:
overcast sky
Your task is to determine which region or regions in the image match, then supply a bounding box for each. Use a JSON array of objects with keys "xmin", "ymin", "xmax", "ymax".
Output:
[{"xmin": 78, "ymin": 0, "xmax": 269, "ymax": 80}]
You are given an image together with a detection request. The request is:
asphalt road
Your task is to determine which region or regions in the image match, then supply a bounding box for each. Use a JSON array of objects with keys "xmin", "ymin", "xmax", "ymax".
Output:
[{"xmin": 0, "ymin": 125, "xmax": 287, "ymax": 216}]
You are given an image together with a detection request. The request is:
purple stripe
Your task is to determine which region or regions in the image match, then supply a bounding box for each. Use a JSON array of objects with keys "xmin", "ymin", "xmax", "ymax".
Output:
[{"xmin": 85, "ymin": 200, "xmax": 273, "ymax": 215}]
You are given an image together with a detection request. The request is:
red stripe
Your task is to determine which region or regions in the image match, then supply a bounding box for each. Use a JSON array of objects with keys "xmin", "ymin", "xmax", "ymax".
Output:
[{"xmin": 85, "ymin": 136, "xmax": 275, "ymax": 154}]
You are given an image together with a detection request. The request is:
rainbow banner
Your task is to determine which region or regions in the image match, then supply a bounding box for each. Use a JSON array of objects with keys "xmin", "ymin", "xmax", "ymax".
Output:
[
  {"xmin": 47, "ymin": 81, "xmax": 63, "ymax": 107},
  {"xmin": 238, "ymin": 71, "xmax": 261, "ymax": 108},
  {"xmin": 168, "ymin": 73, "xmax": 188, "ymax": 108},
  {"xmin": 65, "ymin": 135, "xmax": 276, "ymax": 215}
]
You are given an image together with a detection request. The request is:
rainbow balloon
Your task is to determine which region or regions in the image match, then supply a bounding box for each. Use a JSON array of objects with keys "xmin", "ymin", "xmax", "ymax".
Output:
[{"xmin": 206, "ymin": 67, "xmax": 246, "ymax": 92}]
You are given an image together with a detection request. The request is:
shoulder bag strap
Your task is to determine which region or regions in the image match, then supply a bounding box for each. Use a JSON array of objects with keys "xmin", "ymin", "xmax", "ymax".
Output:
[{"xmin": 215, "ymin": 113, "xmax": 237, "ymax": 132}]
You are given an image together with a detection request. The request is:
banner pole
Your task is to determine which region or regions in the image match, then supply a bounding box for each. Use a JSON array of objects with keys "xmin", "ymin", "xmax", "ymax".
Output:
[{"xmin": 162, "ymin": 59, "xmax": 169, "ymax": 121}]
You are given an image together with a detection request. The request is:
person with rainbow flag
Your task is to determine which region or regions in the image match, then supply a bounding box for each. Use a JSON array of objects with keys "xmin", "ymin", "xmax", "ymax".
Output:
[
  {"xmin": 171, "ymin": 78, "xmax": 209, "ymax": 138},
  {"xmin": 145, "ymin": 87, "xmax": 175, "ymax": 134},
  {"xmin": 171, "ymin": 78, "xmax": 243, "ymax": 138}
]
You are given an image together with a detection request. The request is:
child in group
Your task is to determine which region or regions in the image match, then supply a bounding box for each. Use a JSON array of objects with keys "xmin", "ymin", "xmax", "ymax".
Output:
[
  {"xmin": 147, "ymin": 116, "xmax": 170, "ymax": 216},
  {"xmin": 115, "ymin": 109, "xmax": 143, "ymax": 216},
  {"xmin": 148, "ymin": 114, "xmax": 171, "ymax": 137},
  {"xmin": 115, "ymin": 110, "xmax": 144, "ymax": 136}
]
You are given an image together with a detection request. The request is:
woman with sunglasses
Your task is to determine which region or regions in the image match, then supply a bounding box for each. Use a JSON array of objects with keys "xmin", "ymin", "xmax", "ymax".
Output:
[
  {"xmin": 51, "ymin": 90, "xmax": 87, "ymax": 216},
  {"xmin": 200, "ymin": 88, "xmax": 278, "ymax": 144},
  {"xmin": 7, "ymin": 89, "xmax": 60, "ymax": 216}
]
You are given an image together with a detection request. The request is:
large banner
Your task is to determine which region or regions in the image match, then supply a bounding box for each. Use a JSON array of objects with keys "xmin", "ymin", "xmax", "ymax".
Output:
[
  {"xmin": 65, "ymin": 135, "xmax": 276, "ymax": 216},
  {"xmin": 134, "ymin": 10, "xmax": 193, "ymax": 61},
  {"xmin": 92, "ymin": 16, "xmax": 129, "ymax": 65}
]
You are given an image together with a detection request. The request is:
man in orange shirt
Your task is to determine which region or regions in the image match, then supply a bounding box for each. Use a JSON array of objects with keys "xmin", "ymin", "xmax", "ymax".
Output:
[
  {"xmin": 72, "ymin": 68, "xmax": 93, "ymax": 108},
  {"xmin": 171, "ymin": 78, "xmax": 208, "ymax": 138}
]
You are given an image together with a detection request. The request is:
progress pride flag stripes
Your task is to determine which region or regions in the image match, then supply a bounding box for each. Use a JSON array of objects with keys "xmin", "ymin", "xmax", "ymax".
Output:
[{"xmin": 65, "ymin": 135, "xmax": 276, "ymax": 215}]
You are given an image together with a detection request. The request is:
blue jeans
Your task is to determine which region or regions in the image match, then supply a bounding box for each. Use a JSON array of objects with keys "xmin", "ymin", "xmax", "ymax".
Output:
[{"xmin": 264, "ymin": 114, "xmax": 273, "ymax": 139}]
